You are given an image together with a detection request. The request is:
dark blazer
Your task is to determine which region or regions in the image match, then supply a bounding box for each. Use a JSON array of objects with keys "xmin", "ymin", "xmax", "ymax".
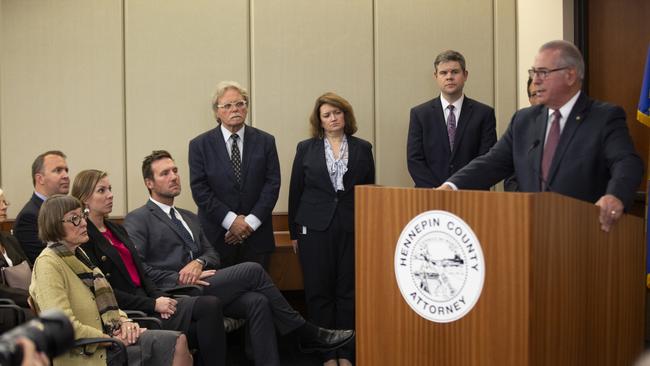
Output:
[
  {"xmin": 288, "ymin": 136, "xmax": 375, "ymax": 240},
  {"xmin": 407, "ymin": 96, "xmax": 497, "ymax": 188},
  {"xmin": 188, "ymin": 125, "xmax": 281, "ymax": 258},
  {"xmin": 13, "ymin": 193, "xmax": 45, "ymax": 264},
  {"xmin": 124, "ymin": 200, "xmax": 220, "ymax": 289},
  {"xmin": 0, "ymin": 232, "xmax": 31, "ymax": 307},
  {"xmin": 82, "ymin": 219, "xmax": 166, "ymax": 314},
  {"xmin": 449, "ymin": 93, "xmax": 644, "ymax": 210}
]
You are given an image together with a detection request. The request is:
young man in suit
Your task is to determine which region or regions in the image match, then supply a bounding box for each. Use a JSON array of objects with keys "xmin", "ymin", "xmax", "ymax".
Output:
[
  {"xmin": 14, "ymin": 150, "xmax": 70, "ymax": 263},
  {"xmin": 407, "ymin": 50, "xmax": 497, "ymax": 188},
  {"xmin": 189, "ymin": 81, "xmax": 280, "ymax": 270},
  {"xmin": 439, "ymin": 40, "xmax": 643, "ymax": 232},
  {"xmin": 124, "ymin": 150, "xmax": 353, "ymax": 366}
]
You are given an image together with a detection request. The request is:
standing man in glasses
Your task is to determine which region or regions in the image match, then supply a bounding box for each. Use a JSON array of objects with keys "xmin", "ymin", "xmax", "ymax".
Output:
[
  {"xmin": 439, "ymin": 40, "xmax": 643, "ymax": 232},
  {"xmin": 189, "ymin": 81, "xmax": 280, "ymax": 270},
  {"xmin": 14, "ymin": 150, "xmax": 70, "ymax": 263},
  {"xmin": 407, "ymin": 50, "xmax": 497, "ymax": 188}
]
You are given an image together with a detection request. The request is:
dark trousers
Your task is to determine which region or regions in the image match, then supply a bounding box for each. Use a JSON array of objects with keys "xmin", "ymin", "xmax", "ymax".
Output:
[
  {"xmin": 201, "ymin": 262, "xmax": 305, "ymax": 366},
  {"xmin": 221, "ymin": 244, "xmax": 271, "ymax": 271},
  {"xmin": 297, "ymin": 213, "xmax": 355, "ymax": 361}
]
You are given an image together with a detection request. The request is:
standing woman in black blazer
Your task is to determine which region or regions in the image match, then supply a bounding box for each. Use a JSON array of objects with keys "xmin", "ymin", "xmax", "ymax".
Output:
[
  {"xmin": 288, "ymin": 92, "xmax": 375, "ymax": 366},
  {"xmin": 71, "ymin": 170, "xmax": 226, "ymax": 366}
]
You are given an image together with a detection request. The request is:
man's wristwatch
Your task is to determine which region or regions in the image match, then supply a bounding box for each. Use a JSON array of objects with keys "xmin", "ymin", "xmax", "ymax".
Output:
[{"xmin": 195, "ymin": 258, "xmax": 206, "ymax": 267}]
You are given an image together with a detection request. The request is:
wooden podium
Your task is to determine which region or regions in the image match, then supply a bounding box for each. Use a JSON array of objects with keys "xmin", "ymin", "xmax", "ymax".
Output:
[{"xmin": 355, "ymin": 186, "xmax": 645, "ymax": 366}]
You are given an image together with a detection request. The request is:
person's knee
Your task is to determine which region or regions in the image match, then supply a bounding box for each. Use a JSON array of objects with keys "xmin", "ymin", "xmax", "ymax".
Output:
[
  {"xmin": 240, "ymin": 261, "xmax": 264, "ymax": 274},
  {"xmin": 201, "ymin": 295, "xmax": 222, "ymax": 313},
  {"xmin": 175, "ymin": 333, "xmax": 189, "ymax": 352}
]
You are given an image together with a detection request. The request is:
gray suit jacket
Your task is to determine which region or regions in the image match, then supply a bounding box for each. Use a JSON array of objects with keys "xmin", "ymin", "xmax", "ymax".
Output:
[{"xmin": 123, "ymin": 200, "xmax": 220, "ymax": 289}]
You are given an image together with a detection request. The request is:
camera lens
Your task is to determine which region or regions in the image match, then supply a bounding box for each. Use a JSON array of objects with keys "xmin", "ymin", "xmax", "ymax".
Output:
[{"xmin": 0, "ymin": 309, "xmax": 75, "ymax": 365}]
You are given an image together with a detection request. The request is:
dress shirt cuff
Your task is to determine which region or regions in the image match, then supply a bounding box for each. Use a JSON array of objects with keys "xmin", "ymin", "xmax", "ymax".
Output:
[
  {"xmin": 222, "ymin": 212, "xmax": 237, "ymax": 230},
  {"xmin": 245, "ymin": 214, "xmax": 262, "ymax": 231},
  {"xmin": 443, "ymin": 182, "xmax": 459, "ymax": 191}
]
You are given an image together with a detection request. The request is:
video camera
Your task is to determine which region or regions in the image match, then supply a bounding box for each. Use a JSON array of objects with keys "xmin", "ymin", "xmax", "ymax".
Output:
[{"xmin": 0, "ymin": 309, "xmax": 74, "ymax": 365}]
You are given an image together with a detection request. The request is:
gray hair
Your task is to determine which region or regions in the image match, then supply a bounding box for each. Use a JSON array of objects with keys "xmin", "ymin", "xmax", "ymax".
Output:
[
  {"xmin": 211, "ymin": 81, "xmax": 249, "ymax": 111},
  {"xmin": 540, "ymin": 40, "xmax": 585, "ymax": 80}
]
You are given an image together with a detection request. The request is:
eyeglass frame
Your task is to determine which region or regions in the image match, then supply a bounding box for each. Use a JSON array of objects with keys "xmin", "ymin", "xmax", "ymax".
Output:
[
  {"xmin": 527, "ymin": 67, "xmax": 570, "ymax": 80},
  {"xmin": 61, "ymin": 210, "xmax": 89, "ymax": 227},
  {"xmin": 216, "ymin": 100, "xmax": 248, "ymax": 111}
]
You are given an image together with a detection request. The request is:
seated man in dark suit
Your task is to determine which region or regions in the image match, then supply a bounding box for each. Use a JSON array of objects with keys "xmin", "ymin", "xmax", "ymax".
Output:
[
  {"xmin": 124, "ymin": 150, "xmax": 353, "ymax": 366},
  {"xmin": 439, "ymin": 40, "xmax": 643, "ymax": 232},
  {"xmin": 407, "ymin": 50, "xmax": 497, "ymax": 188},
  {"xmin": 14, "ymin": 150, "xmax": 70, "ymax": 263}
]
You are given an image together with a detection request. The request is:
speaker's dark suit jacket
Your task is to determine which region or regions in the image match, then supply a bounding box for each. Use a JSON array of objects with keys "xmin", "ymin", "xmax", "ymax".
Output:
[
  {"xmin": 449, "ymin": 92, "xmax": 643, "ymax": 210},
  {"xmin": 407, "ymin": 96, "xmax": 497, "ymax": 188},
  {"xmin": 188, "ymin": 125, "xmax": 280, "ymax": 261},
  {"xmin": 14, "ymin": 193, "xmax": 45, "ymax": 264},
  {"xmin": 82, "ymin": 219, "xmax": 167, "ymax": 313},
  {"xmin": 288, "ymin": 136, "xmax": 375, "ymax": 239},
  {"xmin": 124, "ymin": 200, "xmax": 220, "ymax": 289}
]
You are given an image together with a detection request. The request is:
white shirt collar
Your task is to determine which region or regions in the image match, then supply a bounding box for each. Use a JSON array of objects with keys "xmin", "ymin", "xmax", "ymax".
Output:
[
  {"xmin": 548, "ymin": 90, "xmax": 581, "ymax": 121},
  {"xmin": 220, "ymin": 124, "xmax": 245, "ymax": 143},
  {"xmin": 149, "ymin": 197, "xmax": 175, "ymax": 217},
  {"xmin": 440, "ymin": 94, "xmax": 465, "ymax": 113}
]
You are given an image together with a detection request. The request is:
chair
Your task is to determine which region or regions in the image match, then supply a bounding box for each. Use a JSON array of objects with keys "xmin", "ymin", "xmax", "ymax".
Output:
[
  {"xmin": 0, "ymin": 298, "xmax": 26, "ymax": 333},
  {"xmin": 28, "ymin": 296, "xmax": 127, "ymax": 365}
]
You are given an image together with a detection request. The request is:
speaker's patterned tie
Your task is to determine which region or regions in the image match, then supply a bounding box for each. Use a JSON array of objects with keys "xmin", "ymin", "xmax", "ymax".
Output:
[
  {"xmin": 231, "ymin": 134, "xmax": 242, "ymax": 186},
  {"xmin": 447, "ymin": 105, "xmax": 457, "ymax": 151},
  {"xmin": 541, "ymin": 110, "xmax": 562, "ymax": 189}
]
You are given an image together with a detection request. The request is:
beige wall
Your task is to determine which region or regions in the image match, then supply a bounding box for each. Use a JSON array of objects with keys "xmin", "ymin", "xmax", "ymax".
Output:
[
  {"xmin": 1, "ymin": 0, "xmax": 567, "ymax": 218},
  {"xmin": 516, "ymin": 0, "xmax": 573, "ymax": 109}
]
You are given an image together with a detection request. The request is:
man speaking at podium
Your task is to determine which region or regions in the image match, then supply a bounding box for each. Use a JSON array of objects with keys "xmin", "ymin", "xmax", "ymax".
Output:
[{"xmin": 438, "ymin": 40, "xmax": 643, "ymax": 232}]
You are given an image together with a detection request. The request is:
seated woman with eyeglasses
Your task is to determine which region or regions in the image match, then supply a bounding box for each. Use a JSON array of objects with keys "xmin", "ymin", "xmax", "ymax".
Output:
[
  {"xmin": 29, "ymin": 194, "xmax": 192, "ymax": 366},
  {"xmin": 71, "ymin": 169, "xmax": 226, "ymax": 366}
]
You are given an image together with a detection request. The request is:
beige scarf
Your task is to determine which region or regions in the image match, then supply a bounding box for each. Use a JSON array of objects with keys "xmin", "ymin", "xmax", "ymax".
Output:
[{"xmin": 49, "ymin": 242, "xmax": 122, "ymax": 335}]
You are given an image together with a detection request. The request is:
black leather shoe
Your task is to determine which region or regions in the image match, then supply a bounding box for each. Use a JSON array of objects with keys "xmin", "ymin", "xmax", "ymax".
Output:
[{"xmin": 298, "ymin": 327, "xmax": 355, "ymax": 353}]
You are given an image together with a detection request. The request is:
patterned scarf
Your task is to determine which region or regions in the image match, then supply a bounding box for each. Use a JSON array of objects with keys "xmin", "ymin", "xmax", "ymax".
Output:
[{"xmin": 48, "ymin": 242, "xmax": 122, "ymax": 335}]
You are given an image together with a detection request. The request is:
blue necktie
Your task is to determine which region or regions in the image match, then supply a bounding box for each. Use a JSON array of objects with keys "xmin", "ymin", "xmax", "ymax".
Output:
[{"xmin": 169, "ymin": 208, "xmax": 199, "ymax": 258}]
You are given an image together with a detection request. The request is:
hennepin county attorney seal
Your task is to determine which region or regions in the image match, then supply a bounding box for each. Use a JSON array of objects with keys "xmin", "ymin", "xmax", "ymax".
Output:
[{"xmin": 394, "ymin": 210, "xmax": 485, "ymax": 323}]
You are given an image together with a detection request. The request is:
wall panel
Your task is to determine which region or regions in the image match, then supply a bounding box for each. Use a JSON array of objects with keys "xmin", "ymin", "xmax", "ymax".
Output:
[
  {"xmin": 124, "ymin": 0, "xmax": 249, "ymax": 211},
  {"xmin": 0, "ymin": 0, "xmax": 125, "ymax": 216},
  {"xmin": 250, "ymin": 0, "xmax": 375, "ymax": 212},
  {"xmin": 374, "ymin": 0, "xmax": 495, "ymax": 188}
]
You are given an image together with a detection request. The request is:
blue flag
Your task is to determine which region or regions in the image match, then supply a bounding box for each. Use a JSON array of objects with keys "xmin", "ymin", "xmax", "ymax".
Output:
[{"xmin": 639, "ymin": 45, "xmax": 650, "ymax": 126}]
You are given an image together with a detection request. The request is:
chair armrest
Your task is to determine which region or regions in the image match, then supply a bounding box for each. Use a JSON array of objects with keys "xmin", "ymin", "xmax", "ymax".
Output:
[
  {"xmin": 0, "ymin": 299, "xmax": 17, "ymax": 305},
  {"xmin": 75, "ymin": 337, "xmax": 125, "ymax": 357},
  {"xmin": 123, "ymin": 310, "xmax": 147, "ymax": 318},
  {"xmin": 131, "ymin": 317, "xmax": 162, "ymax": 330},
  {"xmin": 0, "ymin": 303, "xmax": 26, "ymax": 324}
]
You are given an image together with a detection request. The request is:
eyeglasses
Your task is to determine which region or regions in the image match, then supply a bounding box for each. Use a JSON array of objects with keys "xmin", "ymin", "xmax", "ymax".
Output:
[
  {"xmin": 61, "ymin": 211, "xmax": 88, "ymax": 227},
  {"xmin": 528, "ymin": 67, "xmax": 569, "ymax": 80},
  {"xmin": 216, "ymin": 100, "xmax": 248, "ymax": 111}
]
